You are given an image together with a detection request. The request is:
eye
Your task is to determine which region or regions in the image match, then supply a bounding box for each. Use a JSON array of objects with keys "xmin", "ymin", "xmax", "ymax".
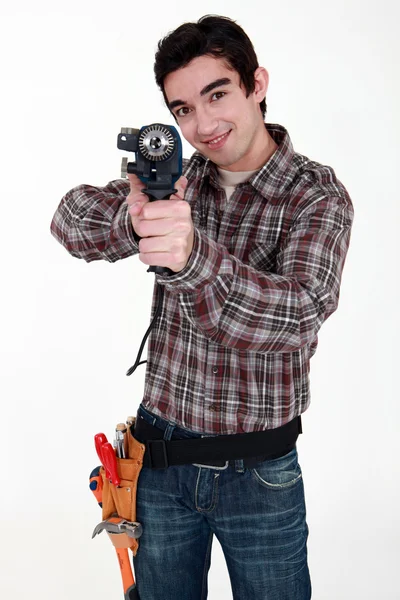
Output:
[
  {"xmin": 176, "ymin": 106, "xmax": 191, "ymax": 117},
  {"xmin": 211, "ymin": 91, "xmax": 226, "ymax": 101}
]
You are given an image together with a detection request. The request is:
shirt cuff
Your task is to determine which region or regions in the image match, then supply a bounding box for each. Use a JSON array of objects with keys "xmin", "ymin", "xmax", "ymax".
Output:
[{"xmin": 156, "ymin": 228, "xmax": 225, "ymax": 293}]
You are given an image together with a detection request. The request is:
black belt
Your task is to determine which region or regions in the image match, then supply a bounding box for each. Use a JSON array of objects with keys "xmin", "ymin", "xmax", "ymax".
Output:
[{"xmin": 132, "ymin": 414, "xmax": 302, "ymax": 469}]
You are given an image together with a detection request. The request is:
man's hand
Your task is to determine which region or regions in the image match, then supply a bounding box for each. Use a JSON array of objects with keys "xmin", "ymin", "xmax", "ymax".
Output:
[{"xmin": 126, "ymin": 173, "xmax": 192, "ymax": 273}]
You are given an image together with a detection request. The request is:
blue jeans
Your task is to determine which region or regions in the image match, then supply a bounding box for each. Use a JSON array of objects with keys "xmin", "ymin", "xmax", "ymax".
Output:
[{"xmin": 133, "ymin": 405, "xmax": 311, "ymax": 600}]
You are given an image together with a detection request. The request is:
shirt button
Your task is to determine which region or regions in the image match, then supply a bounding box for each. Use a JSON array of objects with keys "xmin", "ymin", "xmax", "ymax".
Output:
[
  {"xmin": 212, "ymin": 366, "xmax": 219, "ymax": 374},
  {"xmin": 209, "ymin": 403, "xmax": 217, "ymax": 411}
]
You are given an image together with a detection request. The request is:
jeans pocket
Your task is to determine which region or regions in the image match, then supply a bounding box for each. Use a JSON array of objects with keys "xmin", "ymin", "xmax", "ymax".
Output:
[{"xmin": 250, "ymin": 447, "xmax": 303, "ymax": 489}]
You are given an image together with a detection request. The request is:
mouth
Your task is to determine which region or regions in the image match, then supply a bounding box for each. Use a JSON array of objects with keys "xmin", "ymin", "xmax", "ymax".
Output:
[{"xmin": 202, "ymin": 130, "xmax": 231, "ymax": 149}]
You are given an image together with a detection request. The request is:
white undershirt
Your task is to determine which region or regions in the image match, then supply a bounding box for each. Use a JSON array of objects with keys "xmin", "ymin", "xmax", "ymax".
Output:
[{"xmin": 217, "ymin": 167, "xmax": 259, "ymax": 204}]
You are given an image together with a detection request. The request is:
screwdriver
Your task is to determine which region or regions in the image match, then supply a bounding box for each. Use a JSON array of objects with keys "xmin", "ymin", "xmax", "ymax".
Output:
[{"xmin": 114, "ymin": 423, "xmax": 127, "ymax": 458}]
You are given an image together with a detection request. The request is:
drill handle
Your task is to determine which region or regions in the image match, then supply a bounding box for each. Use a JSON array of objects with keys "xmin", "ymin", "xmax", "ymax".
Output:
[
  {"xmin": 147, "ymin": 265, "xmax": 173, "ymax": 275},
  {"xmin": 142, "ymin": 188, "xmax": 177, "ymax": 202}
]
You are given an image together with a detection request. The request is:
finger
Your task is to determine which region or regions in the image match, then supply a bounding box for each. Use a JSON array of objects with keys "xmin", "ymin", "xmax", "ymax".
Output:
[
  {"xmin": 177, "ymin": 175, "xmax": 188, "ymax": 186},
  {"xmin": 136, "ymin": 218, "xmax": 175, "ymax": 239},
  {"xmin": 127, "ymin": 172, "xmax": 144, "ymax": 192},
  {"xmin": 173, "ymin": 175, "xmax": 188, "ymax": 199},
  {"xmin": 126, "ymin": 173, "xmax": 147, "ymax": 206},
  {"xmin": 129, "ymin": 199, "xmax": 149, "ymax": 239},
  {"xmin": 128, "ymin": 196, "xmax": 149, "ymax": 217},
  {"xmin": 138, "ymin": 251, "xmax": 171, "ymax": 268},
  {"xmin": 137, "ymin": 199, "xmax": 190, "ymax": 221},
  {"xmin": 126, "ymin": 189, "xmax": 149, "ymax": 207}
]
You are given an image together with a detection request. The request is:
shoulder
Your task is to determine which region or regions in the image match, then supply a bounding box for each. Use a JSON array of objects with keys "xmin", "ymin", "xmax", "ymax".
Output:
[
  {"xmin": 288, "ymin": 153, "xmax": 353, "ymax": 218},
  {"xmin": 256, "ymin": 124, "xmax": 353, "ymax": 218},
  {"xmin": 291, "ymin": 152, "xmax": 349, "ymax": 197}
]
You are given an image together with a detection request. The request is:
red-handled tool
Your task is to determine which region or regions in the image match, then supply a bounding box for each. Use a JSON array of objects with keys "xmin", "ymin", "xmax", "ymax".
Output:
[
  {"xmin": 94, "ymin": 433, "xmax": 121, "ymax": 486},
  {"xmin": 95, "ymin": 433, "xmax": 109, "ymax": 475},
  {"xmin": 101, "ymin": 442, "xmax": 121, "ymax": 486}
]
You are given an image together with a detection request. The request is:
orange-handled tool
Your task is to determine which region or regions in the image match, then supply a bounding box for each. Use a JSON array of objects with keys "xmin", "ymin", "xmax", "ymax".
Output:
[
  {"xmin": 89, "ymin": 478, "xmax": 140, "ymax": 599},
  {"xmin": 92, "ymin": 516, "xmax": 142, "ymax": 599}
]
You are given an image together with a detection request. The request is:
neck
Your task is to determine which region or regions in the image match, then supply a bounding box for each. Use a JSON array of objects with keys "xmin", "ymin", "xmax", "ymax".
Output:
[
  {"xmin": 222, "ymin": 123, "xmax": 278, "ymax": 172},
  {"xmin": 249, "ymin": 126, "xmax": 278, "ymax": 170}
]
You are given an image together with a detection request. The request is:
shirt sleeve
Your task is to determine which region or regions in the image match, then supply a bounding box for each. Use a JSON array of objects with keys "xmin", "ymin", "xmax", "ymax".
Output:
[
  {"xmin": 156, "ymin": 194, "xmax": 354, "ymax": 353},
  {"xmin": 50, "ymin": 179, "xmax": 140, "ymax": 262}
]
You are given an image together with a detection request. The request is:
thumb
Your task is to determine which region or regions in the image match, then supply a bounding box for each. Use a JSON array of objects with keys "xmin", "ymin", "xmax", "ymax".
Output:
[
  {"xmin": 127, "ymin": 172, "xmax": 144, "ymax": 193},
  {"xmin": 174, "ymin": 175, "xmax": 188, "ymax": 199},
  {"xmin": 128, "ymin": 195, "xmax": 148, "ymax": 218}
]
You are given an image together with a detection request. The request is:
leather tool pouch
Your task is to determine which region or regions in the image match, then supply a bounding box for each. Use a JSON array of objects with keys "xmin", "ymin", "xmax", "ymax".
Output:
[{"xmin": 100, "ymin": 426, "xmax": 145, "ymax": 556}]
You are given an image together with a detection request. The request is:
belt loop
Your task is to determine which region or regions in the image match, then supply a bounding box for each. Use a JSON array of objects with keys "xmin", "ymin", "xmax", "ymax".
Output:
[
  {"xmin": 234, "ymin": 459, "xmax": 245, "ymax": 473},
  {"xmin": 163, "ymin": 423, "xmax": 175, "ymax": 441},
  {"xmin": 146, "ymin": 439, "xmax": 169, "ymax": 468}
]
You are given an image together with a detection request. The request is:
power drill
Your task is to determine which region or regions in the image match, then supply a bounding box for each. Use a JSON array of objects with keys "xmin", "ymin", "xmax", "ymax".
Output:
[{"xmin": 117, "ymin": 124, "xmax": 183, "ymax": 276}]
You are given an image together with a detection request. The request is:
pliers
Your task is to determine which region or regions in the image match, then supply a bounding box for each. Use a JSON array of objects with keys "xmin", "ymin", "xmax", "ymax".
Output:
[{"xmin": 92, "ymin": 517, "xmax": 143, "ymax": 539}]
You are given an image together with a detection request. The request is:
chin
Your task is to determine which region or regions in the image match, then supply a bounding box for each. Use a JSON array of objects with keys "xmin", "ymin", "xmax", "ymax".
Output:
[{"xmin": 217, "ymin": 153, "xmax": 242, "ymax": 169}]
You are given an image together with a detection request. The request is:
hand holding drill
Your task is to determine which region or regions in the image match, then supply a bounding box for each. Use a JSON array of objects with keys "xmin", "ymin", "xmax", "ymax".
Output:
[
  {"xmin": 126, "ymin": 172, "xmax": 193, "ymax": 273},
  {"xmin": 118, "ymin": 123, "xmax": 192, "ymax": 274}
]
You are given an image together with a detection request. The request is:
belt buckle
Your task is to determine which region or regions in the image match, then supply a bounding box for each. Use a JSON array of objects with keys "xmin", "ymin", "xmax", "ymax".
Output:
[
  {"xmin": 192, "ymin": 460, "xmax": 229, "ymax": 470},
  {"xmin": 193, "ymin": 433, "xmax": 230, "ymax": 469}
]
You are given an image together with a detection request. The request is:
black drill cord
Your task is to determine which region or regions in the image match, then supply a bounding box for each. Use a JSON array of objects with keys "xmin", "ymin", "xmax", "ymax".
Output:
[
  {"xmin": 126, "ymin": 189, "xmax": 175, "ymax": 376},
  {"xmin": 126, "ymin": 283, "xmax": 164, "ymax": 376}
]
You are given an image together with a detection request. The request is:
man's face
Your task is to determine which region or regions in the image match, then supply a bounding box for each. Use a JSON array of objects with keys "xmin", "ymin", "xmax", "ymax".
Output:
[{"xmin": 163, "ymin": 55, "xmax": 268, "ymax": 172}]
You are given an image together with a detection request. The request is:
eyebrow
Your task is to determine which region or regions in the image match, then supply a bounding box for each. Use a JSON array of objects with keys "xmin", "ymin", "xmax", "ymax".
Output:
[{"xmin": 168, "ymin": 77, "xmax": 232, "ymax": 111}]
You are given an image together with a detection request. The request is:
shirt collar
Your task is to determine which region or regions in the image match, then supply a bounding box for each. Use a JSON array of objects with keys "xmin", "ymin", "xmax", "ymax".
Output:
[{"xmin": 186, "ymin": 123, "xmax": 295, "ymax": 200}]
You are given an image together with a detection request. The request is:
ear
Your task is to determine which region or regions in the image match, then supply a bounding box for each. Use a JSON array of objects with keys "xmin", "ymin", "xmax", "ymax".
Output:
[{"xmin": 253, "ymin": 66, "xmax": 269, "ymax": 103}]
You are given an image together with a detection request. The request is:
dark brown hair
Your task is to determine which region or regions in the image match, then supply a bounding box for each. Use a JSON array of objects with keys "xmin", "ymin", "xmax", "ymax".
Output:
[{"xmin": 154, "ymin": 15, "xmax": 267, "ymax": 118}]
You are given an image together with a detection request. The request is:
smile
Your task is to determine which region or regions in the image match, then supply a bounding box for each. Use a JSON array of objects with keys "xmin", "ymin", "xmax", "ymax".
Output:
[{"xmin": 205, "ymin": 130, "xmax": 231, "ymax": 149}]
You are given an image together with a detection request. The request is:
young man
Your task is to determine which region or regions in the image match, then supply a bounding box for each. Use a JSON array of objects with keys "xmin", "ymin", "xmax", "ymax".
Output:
[{"xmin": 51, "ymin": 15, "xmax": 353, "ymax": 600}]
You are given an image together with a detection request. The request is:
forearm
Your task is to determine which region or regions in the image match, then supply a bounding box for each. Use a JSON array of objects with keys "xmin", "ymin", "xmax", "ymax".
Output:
[
  {"xmin": 50, "ymin": 179, "xmax": 140, "ymax": 262},
  {"xmin": 157, "ymin": 198, "xmax": 353, "ymax": 353}
]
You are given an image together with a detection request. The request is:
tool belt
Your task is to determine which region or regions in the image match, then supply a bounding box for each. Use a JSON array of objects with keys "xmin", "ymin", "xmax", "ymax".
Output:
[
  {"xmin": 99, "ymin": 432, "xmax": 145, "ymax": 556},
  {"xmin": 95, "ymin": 412, "xmax": 301, "ymax": 555},
  {"xmin": 132, "ymin": 410, "xmax": 302, "ymax": 469}
]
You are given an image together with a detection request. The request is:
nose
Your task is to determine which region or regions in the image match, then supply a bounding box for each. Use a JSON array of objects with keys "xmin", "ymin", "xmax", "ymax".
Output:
[{"xmin": 196, "ymin": 106, "xmax": 218, "ymax": 139}]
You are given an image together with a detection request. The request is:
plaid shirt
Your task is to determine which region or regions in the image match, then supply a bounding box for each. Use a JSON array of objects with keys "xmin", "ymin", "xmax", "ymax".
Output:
[{"xmin": 51, "ymin": 123, "xmax": 353, "ymax": 434}]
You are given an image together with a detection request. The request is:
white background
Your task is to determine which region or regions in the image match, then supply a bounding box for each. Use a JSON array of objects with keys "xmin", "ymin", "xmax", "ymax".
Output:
[{"xmin": 0, "ymin": 0, "xmax": 399, "ymax": 598}]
